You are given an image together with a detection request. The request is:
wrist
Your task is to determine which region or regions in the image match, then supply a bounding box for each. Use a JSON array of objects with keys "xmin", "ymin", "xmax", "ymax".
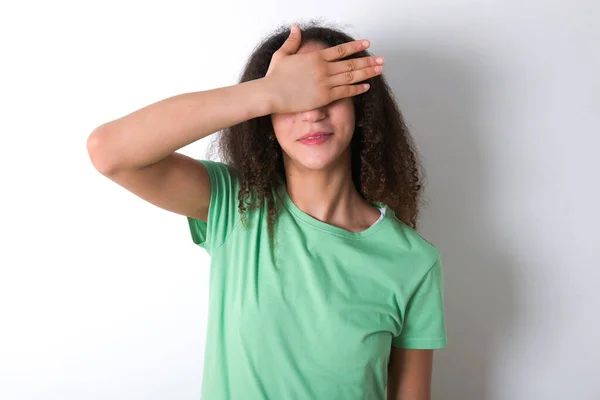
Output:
[{"xmin": 256, "ymin": 76, "xmax": 279, "ymax": 115}]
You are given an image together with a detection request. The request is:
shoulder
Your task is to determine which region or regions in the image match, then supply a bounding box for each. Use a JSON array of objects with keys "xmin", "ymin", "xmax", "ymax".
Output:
[
  {"xmin": 197, "ymin": 159, "xmax": 240, "ymax": 177},
  {"xmin": 383, "ymin": 215, "xmax": 441, "ymax": 274},
  {"xmin": 195, "ymin": 159, "xmax": 242, "ymax": 189},
  {"xmin": 377, "ymin": 218, "xmax": 445, "ymax": 302},
  {"xmin": 392, "ymin": 217, "xmax": 439, "ymax": 256}
]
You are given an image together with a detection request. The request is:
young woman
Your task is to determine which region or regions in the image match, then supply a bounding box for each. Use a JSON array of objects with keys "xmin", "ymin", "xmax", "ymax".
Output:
[{"xmin": 87, "ymin": 22, "xmax": 447, "ymax": 400}]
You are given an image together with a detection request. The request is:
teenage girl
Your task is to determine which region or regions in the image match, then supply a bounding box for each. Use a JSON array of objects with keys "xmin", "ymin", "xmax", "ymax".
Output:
[{"xmin": 87, "ymin": 22, "xmax": 447, "ymax": 400}]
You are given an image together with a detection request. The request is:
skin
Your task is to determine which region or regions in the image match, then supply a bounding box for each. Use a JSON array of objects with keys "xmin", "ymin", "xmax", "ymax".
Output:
[
  {"xmin": 271, "ymin": 40, "xmax": 435, "ymax": 400},
  {"xmin": 271, "ymin": 40, "xmax": 381, "ymax": 233},
  {"xmin": 387, "ymin": 347, "xmax": 434, "ymax": 400}
]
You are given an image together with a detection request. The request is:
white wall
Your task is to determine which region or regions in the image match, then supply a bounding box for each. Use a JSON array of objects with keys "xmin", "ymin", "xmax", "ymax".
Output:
[{"xmin": 1, "ymin": 1, "xmax": 598, "ymax": 399}]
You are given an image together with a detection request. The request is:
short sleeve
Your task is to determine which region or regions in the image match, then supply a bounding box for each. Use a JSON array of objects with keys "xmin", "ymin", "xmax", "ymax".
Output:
[
  {"xmin": 186, "ymin": 159, "xmax": 242, "ymax": 253},
  {"xmin": 392, "ymin": 255, "xmax": 448, "ymax": 349}
]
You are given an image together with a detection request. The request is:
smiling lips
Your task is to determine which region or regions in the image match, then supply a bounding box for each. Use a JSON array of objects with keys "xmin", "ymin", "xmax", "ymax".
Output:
[{"xmin": 298, "ymin": 132, "xmax": 333, "ymax": 145}]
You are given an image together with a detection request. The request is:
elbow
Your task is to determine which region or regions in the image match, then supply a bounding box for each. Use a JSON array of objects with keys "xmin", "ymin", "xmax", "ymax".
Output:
[{"xmin": 86, "ymin": 125, "xmax": 119, "ymax": 176}]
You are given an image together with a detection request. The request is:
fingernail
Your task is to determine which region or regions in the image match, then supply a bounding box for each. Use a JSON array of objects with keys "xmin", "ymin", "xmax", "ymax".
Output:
[
  {"xmin": 362, "ymin": 40, "xmax": 370, "ymax": 48},
  {"xmin": 376, "ymin": 57, "xmax": 384, "ymax": 64},
  {"xmin": 291, "ymin": 25, "xmax": 298, "ymax": 34}
]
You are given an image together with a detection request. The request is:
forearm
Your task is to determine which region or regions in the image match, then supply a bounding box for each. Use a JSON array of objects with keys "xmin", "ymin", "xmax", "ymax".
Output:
[{"xmin": 87, "ymin": 77, "xmax": 274, "ymax": 174}]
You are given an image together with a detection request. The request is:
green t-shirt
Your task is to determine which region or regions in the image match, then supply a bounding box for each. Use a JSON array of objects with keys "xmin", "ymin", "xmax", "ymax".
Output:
[{"xmin": 187, "ymin": 159, "xmax": 447, "ymax": 400}]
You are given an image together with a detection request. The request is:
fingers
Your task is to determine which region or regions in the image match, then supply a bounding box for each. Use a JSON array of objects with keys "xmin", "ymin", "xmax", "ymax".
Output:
[
  {"xmin": 278, "ymin": 24, "xmax": 302, "ymax": 55},
  {"xmin": 327, "ymin": 55, "xmax": 384, "ymax": 76},
  {"xmin": 330, "ymin": 83, "xmax": 371, "ymax": 102},
  {"xmin": 328, "ymin": 65, "xmax": 383, "ymax": 88},
  {"xmin": 321, "ymin": 39, "xmax": 370, "ymax": 62}
]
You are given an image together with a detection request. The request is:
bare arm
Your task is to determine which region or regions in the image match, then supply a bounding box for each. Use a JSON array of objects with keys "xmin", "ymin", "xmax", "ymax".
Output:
[
  {"xmin": 87, "ymin": 78, "xmax": 273, "ymax": 174},
  {"xmin": 86, "ymin": 78, "xmax": 274, "ymax": 221},
  {"xmin": 387, "ymin": 348, "xmax": 434, "ymax": 400},
  {"xmin": 86, "ymin": 27, "xmax": 379, "ymax": 222}
]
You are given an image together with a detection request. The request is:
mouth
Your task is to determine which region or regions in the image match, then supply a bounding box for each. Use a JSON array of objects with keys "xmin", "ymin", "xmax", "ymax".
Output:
[{"xmin": 297, "ymin": 132, "xmax": 333, "ymax": 145}]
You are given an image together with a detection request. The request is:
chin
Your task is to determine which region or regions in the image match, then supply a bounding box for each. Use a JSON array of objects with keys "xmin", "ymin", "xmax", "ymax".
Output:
[
  {"xmin": 297, "ymin": 157, "xmax": 337, "ymax": 171},
  {"xmin": 285, "ymin": 146, "xmax": 351, "ymax": 172}
]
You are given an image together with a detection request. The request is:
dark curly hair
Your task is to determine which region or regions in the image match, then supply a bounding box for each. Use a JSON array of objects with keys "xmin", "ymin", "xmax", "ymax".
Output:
[{"xmin": 207, "ymin": 20, "xmax": 424, "ymax": 241}]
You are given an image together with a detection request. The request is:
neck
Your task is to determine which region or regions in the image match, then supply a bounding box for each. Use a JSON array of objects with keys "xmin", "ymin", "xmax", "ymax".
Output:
[{"xmin": 281, "ymin": 152, "xmax": 380, "ymax": 232}]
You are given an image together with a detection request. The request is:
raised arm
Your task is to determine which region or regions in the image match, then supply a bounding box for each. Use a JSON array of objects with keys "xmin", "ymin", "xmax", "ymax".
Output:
[
  {"xmin": 86, "ymin": 79, "xmax": 274, "ymax": 221},
  {"xmin": 86, "ymin": 25, "xmax": 380, "ymax": 221}
]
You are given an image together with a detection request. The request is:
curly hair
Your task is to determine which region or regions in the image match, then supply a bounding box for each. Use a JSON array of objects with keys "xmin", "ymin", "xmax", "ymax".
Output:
[{"xmin": 207, "ymin": 20, "xmax": 425, "ymax": 241}]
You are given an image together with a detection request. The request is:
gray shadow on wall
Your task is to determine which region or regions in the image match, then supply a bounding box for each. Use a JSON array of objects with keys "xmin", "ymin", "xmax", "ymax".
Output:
[{"xmin": 380, "ymin": 41, "xmax": 519, "ymax": 400}]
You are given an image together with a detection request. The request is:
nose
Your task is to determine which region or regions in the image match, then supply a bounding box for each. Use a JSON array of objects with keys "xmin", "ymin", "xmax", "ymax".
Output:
[{"xmin": 299, "ymin": 106, "xmax": 327, "ymax": 122}]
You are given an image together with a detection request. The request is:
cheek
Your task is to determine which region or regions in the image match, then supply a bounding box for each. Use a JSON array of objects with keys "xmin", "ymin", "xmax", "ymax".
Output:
[
  {"xmin": 330, "ymin": 103, "xmax": 355, "ymax": 131},
  {"xmin": 332, "ymin": 116, "xmax": 355, "ymax": 138},
  {"xmin": 271, "ymin": 114, "xmax": 297, "ymax": 140}
]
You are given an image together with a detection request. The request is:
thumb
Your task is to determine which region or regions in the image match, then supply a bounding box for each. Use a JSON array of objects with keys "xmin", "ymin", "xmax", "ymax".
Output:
[{"xmin": 278, "ymin": 24, "xmax": 302, "ymax": 55}]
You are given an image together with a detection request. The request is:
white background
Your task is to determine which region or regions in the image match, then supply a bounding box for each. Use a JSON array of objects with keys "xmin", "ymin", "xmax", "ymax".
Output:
[{"xmin": 1, "ymin": 1, "xmax": 599, "ymax": 399}]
